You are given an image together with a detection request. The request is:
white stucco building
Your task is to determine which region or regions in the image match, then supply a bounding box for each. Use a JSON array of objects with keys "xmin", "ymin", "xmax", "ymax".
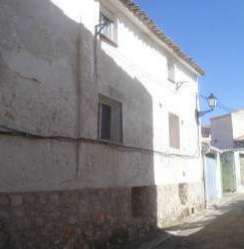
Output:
[
  {"xmin": 211, "ymin": 110, "xmax": 244, "ymax": 149},
  {"xmin": 0, "ymin": 0, "xmax": 206, "ymax": 247},
  {"xmin": 210, "ymin": 111, "xmax": 244, "ymax": 195}
]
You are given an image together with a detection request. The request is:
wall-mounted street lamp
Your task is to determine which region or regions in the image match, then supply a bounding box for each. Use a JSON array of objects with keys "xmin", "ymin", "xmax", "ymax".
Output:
[{"xmin": 198, "ymin": 93, "xmax": 217, "ymax": 118}]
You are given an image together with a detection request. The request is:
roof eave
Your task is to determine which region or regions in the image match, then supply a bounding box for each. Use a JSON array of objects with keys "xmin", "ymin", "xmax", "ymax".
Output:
[{"xmin": 119, "ymin": 0, "xmax": 205, "ymax": 76}]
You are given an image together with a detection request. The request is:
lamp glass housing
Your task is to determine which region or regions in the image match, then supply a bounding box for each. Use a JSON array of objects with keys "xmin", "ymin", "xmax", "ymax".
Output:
[{"xmin": 207, "ymin": 93, "xmax": 217, "ymax": 110}]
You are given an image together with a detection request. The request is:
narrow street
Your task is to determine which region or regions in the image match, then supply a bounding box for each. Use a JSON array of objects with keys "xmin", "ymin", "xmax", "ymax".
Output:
[
  {"xmin": 128, "ymin": 194, "xmax": 244, "ymax": 249},
  {"xmin": 156, "ymin": 194, "xmax": 244, "ymax": 248}
]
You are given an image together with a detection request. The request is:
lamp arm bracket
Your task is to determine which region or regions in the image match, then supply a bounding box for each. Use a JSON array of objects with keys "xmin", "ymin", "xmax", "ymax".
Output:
[
  {"xmin": 176, "ymin": 81, "xmax": 188, "ymax": 91},
  {"xmin": 198, "ymin": 109, "xmax": 213, "ymax": 118}
]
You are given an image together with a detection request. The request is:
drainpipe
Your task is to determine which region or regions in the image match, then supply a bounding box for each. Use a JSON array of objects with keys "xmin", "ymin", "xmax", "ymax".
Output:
[{"xmin": 75, "ymin": 14, "xmax": 83, "ymax": 177}]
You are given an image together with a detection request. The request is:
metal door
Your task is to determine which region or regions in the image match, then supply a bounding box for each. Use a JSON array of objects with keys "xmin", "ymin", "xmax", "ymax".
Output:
[{"xmin": 205, "ymin": 154, "xmax": 218, "ymax": 203}]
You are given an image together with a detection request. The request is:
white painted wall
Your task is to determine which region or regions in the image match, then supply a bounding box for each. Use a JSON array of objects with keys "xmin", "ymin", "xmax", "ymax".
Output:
[
  {"xmin": 211, "ymin": 110, "xmax": 244, "ymax": 150},
  {"xmin": 211, "ymin": 115, "xmax": 234, "ymax": 149},
  {"xmin": 0, "ymin": 0, "xmax": 203, "ymax": 193},
  {"xmin": 97, "ymin": 0, "xmax": 200, "ymax": 153},
  {"xmin": 232, "ymin": 111, "xmax": 244, "ymax": 140}
]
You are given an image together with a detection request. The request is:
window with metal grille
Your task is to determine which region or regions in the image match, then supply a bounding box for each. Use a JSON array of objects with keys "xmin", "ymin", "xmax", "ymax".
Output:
[
  {"xmin": 98, "ymin": 95, "xmax": 122, "ymax": 143},
  {"xmin": 99, "ymin": 12, "xmax": 116, "ymax": 43}
]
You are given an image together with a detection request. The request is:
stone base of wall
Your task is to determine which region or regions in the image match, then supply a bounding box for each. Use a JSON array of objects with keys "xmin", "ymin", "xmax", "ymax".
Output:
[{"xmin": 0, "ymin": 183, "xmax": 204, "ymax": 249}]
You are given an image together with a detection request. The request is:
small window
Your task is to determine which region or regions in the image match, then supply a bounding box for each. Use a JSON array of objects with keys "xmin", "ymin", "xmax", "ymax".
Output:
[
  {"xmin": 99, "ymin": 12, "xmax": 117, "ymax": 44},
  {"xmin": 167, "ymin": 59, "xmax": 175, "ymax": 83},
  {"xmin": 169, "ymin": 113, "xmax": 180, "ymax": 149},
  {"xmin": 98, "ymin": 95, "xmax": 122, "ymax": 143}
]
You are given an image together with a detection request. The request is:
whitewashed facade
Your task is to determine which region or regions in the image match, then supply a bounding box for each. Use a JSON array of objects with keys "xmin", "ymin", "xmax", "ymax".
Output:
[
  {"xmin": 0, "ymin": 0, "xmax": 205, "ymax": 247},
  {"xmin": 211, "ymin": 110, "xmax": 244, "ymax": 149}
]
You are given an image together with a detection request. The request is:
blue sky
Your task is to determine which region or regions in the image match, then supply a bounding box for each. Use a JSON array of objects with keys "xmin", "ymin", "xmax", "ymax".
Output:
[{"xmin": 134, "ymin": 0, "xmax": 244, "ymax": 124}]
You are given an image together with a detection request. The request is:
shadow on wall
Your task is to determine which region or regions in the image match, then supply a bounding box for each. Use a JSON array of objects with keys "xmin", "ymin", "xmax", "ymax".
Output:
[{"xmin": 0, "ymin": 0, "xmax": 157, "ymax": 248}]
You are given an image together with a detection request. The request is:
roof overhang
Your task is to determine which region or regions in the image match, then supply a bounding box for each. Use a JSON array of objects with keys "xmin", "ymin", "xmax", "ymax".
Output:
[{"xmin": 117, "ymin": 0, "xmax": 205, "ymax": 76}]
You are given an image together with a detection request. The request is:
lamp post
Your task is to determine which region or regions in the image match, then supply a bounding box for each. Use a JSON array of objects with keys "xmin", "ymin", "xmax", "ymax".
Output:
[{"xmin": 198, "ymin": 93, "xmax": 217, "ymax": 118}]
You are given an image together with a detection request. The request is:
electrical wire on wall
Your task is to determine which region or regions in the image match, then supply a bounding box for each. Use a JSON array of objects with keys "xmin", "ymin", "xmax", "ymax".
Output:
[
  {"xmin": 0, "ymin": 123, "xmax": 200, "ymax": 159},
  {"xmin": 0, "ymin": 95, "xmax": 238, "ymax": 157},
  {"xmin": 1, "ymin": 95, "xmax": 237, "ymax": 160},
  {"xmin": 0, "ymin": 96, "xmax": 239, "ymax": 160}
]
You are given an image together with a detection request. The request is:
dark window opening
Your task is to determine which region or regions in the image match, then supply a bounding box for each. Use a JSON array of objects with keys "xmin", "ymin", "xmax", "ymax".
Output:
[
  {"xmin": 98, "ymin": 95, "xmax": 122, "ymax": 143},
  {"xmin": 99, "ymin": 103, "xmax": 111, "ymax": 140}
]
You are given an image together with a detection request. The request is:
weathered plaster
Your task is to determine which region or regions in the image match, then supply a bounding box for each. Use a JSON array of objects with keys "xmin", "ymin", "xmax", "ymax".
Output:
[
  {"xmin": 0, "ymin": 0, "xmax": 205, "ymax": 246},
  {"xmin": 0, "ymin": 0, "xmax": 203, "ymax": 196}
]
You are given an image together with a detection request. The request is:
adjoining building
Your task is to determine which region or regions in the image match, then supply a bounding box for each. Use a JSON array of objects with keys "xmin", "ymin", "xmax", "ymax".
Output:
[
  {"xmin": 208, "ymin": 111, "xmax": 244, "ymax": 195},
  {"xmin": 211, "ymin": 110, "xmax": 244, "ymax": 150}
]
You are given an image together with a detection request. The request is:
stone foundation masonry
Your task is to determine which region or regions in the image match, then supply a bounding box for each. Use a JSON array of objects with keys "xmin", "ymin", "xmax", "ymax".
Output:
[{"xmin": 0, "ymin": 183, "xmax": 204, "ymax": 249}]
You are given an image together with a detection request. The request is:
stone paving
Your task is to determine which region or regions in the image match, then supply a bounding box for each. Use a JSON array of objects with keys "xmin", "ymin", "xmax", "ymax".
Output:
[
  {"xmin": 154, "ymin": 194, "xmax": 244, "ymax": 249},
  {"xmin": 122, "ymin": 194, "xmax": 244, "ymax": 249}
]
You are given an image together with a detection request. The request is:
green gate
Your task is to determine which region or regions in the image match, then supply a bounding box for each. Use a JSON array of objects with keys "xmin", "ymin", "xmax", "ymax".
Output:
[{"xmin": 220, "ymin": 152, "xmax": 236, "ymax": 193}]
